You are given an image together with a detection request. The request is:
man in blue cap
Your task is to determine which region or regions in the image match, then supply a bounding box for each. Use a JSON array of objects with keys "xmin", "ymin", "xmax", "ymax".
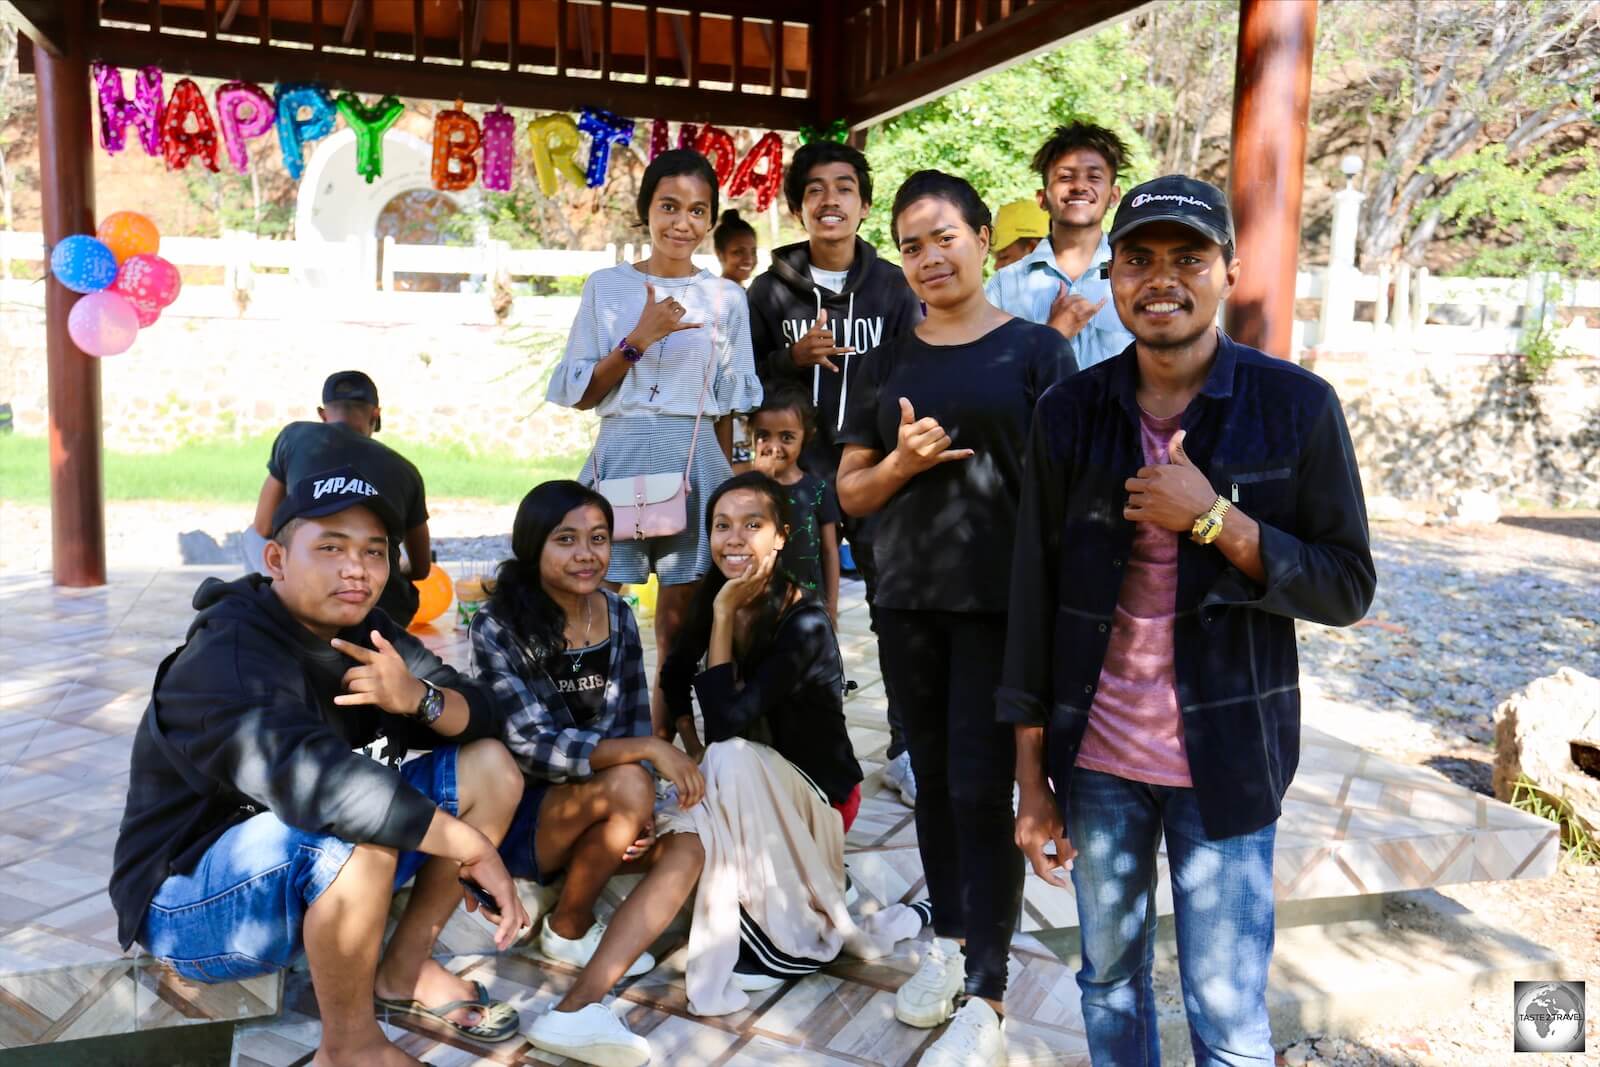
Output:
[{"xmin": 1001, "ymin": 175, "xmax": 1377, "ymax": 1066}]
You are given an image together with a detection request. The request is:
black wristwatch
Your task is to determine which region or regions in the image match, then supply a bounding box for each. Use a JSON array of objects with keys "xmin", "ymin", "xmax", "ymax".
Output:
[
  {"xmin": 618, "ymin": 336, "xmax": 643, "ymax": 363},
  {"xmin": 414, "ymin": 679, "xmax": 444, "ymax": 725}
]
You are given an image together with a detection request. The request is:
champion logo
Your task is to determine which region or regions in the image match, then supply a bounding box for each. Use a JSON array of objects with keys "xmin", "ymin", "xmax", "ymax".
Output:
[
  {"xmin": 312, "ymin": 475, "xmax": 380, "ymax": 500},
  {"xmin": 1130, "ymin": 192, "xmax": 1212, "ymax": 210}
]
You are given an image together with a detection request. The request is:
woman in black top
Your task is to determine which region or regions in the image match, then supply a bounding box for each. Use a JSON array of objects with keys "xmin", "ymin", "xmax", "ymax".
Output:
[
  {"xmin": 836, "ymin": 170, "xmax": 1078, "ymax": 1063},
  {"xmin": 661, "ymin": 472, "xmax": 872, "ymax": 998}
]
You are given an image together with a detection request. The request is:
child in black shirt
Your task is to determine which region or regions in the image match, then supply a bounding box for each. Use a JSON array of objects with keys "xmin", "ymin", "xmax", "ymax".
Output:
[{"xmin": 750, "ymin": 385, "xmax": 842, "ymax": 624}]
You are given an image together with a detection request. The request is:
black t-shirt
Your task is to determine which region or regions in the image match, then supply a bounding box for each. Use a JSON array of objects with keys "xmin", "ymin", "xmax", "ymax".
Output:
[
  {"xmin": 555, "ymin": 638, "xmax": 610, "ymax": 728},
  {"xmin": 836, "ymin": 317, "xmax": 1078, "ymax": 612},
  {"xmin": 268, "ymin": 421, "xmax": 430, "ymax": 625},
  {"xmin": 777, "ymin": 471, "xmax": 841, "ymax": 594}
]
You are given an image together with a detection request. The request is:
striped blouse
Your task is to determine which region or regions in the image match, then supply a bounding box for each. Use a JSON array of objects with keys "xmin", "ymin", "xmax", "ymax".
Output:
[{"xmin": 547, "ymin": 263, "xmax": 763, "ymax": 418}]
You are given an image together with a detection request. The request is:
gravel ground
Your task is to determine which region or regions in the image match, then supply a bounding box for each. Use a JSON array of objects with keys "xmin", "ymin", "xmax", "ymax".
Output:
[{"xmin": 3, "ymin": 501, "xmax": 1595, "ymax": 1065}]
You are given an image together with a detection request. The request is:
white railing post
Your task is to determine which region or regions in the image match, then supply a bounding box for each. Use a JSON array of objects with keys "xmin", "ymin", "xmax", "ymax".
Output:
[
  {"xmin": 1391, "ymin": 261, "xmax": 1412, "ymax": 339},
  {"xmin": 381, "ymin": 235, "xmax": 397, "ymax": 292},
  {"xmin": 1414, "ymin": 266, "xmax": 1430, "ymax": 329},
  {"xmin": 1373, "ymin": 264, "xmax": 1391, "ymax": 336},
  {"xmin": 1522, "ymin": 269, "xmax": 1559, "ymax": 342},
  {"xmin": 1317, "ymin": 177, "xmax": 1364, "ymax": 349}
]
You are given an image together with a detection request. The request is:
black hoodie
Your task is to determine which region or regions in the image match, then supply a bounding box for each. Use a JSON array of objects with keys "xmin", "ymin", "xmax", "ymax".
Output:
[
  {"xmin": 110, "ymin": 575, "xmax": 501, "ymax": 951},
  {"xmin": 748, "ymin": 237, "xmax": 922, "ymax": 461}
]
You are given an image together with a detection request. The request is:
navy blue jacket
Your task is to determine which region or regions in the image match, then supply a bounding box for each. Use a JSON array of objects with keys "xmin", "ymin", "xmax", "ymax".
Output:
[{"xmin": 998, "ymin": 332, "xmax": 1377, "ymax": 839}]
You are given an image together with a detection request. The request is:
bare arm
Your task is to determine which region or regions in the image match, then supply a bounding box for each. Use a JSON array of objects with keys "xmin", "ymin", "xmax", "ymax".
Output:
[
  {"xmin": 836, "ymin": 397, "xmax": 973, "ymax": 517},
  {"xmin": 714, "ymin": 415, "xmax": 734, "ymax": 464},
  {"xmin": 253, "ymin": 475, "xmax": 286, "ymax": 537},
  {"xmin": 821, "ymin": 522, "xmax": 840, "ymax": 624},
  {"xmin": 402, "ymin": 522, "xmax": 431, "ymax": 580}
]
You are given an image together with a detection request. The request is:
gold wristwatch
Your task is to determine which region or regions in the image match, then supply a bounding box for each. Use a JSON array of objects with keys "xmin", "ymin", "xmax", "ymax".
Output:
[{"xmin": 1190, "ymin": 495, "xmax": 1231, "ymax": 545}]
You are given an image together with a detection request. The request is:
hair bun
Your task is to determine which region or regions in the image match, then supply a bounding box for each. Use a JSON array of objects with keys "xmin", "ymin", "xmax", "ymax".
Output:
[{"xmin": 719, "ymin": 209, "xmax": 742, "ymax": 224}]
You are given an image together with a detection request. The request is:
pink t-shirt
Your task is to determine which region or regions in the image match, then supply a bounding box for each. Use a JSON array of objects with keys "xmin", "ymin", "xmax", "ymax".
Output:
[{"xmin": 1075, "ymin": 408, "xmax": 1194, "ymax": 788}]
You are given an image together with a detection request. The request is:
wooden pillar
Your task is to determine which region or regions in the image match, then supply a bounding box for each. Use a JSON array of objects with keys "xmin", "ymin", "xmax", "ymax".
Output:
[
  {"xmin": 1225, "ymin": 0, "xmax": 1317, "ymax": 358},
  {"xmin": 34, "ymin": 29, "xmax": 107, "ymax": 586}
]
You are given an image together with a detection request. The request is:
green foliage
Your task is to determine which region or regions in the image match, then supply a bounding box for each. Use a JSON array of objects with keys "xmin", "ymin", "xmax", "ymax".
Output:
[
  {"xmin": 1518, "ymin": 322, "xmax": 1581, "ymax": 382},
  {"xmin": 0, "ymin": 433, "xmax": 584, "ymax": 505},
  {"xmin": 1428, "ymin": 144, "xmax": 1600, "ymax": 276},
  {"xmin": 859, "ymin": 24, "xmax": 1166, "ymax": 253},
  {"xmin": 1511, "ymin": 775, "xmax": 1600, "ymax": 865}
]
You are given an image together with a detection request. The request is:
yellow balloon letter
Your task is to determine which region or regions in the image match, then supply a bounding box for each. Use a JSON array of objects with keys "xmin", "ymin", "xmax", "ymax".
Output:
[{"xmin": 527, "ymin": 114, "xmax": 587, "ymax": 196}]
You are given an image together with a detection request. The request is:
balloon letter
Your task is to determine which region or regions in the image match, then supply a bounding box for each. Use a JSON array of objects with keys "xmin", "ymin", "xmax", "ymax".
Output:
[
  {"xmin": 215, "ymin": 81, "xmax": 277, "ymax": 173},
  {"xmin": 160, "ymin": 79, "xmax": 219, "ymax": 172},
  {"xmin": 275, "ymin": 84, "xmax": 337, "ymax": 181},
  {"xmin": 676, "ymin": 123, "xmax": 700, "ymax": 151},
  {"xmin": 527, "ymin": 114, "xmax": 586, "ymax": 196},
  {"xmin": 480, "ymin": 106, "xmax": 516, "ymax": 192},
  {"xmin": 93, "ymin": 63, "xmax": 164, "ymax": 157},
  {"xmin": 693, "ymin": 125, "xmax": 737, "ymax": 188},
  {"xmin": 337, "ymin": 93, "xmax": 406, "ymax": 183},
  {"xmin": 648, "ymin": 118, "xmax": 670, "ymax": 162},
  {"xmin": 729, "ymin": 131, "xmax": 786, "ymax": 211},
  {"xmin": 577, "ymin": 108, "xmax": 633, "ymax": 189},
  {"xmin": 431, "ymin": 106, "xmax": 481, "ymax": 191}
]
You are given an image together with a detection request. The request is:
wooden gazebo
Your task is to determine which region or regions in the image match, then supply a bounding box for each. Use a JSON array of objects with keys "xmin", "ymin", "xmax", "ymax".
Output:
[{"xmin": 3, "ymin": 0, "xmax": 1316, "ymax": 587}]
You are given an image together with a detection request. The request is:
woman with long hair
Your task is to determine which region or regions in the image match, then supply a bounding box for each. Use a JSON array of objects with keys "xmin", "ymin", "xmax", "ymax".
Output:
[
  {"xmin": 658, "ymin": 472, "xmax": 919, "ymax": 1016},
  {"xmin": 546, "ymin": 148, "xmax": 763, "ymax": 743},
  {"xmin": 469, "ymin": 480, "xmax": 706, "ymax": 1067},
  {"xmin": 835, "ymin": 171, "xmax": 1079, "ymax": 1065}
]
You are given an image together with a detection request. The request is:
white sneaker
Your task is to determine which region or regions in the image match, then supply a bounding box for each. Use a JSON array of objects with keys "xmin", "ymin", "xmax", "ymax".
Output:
[
  {"xmin": 883, "ymin": 751, "xmax": 917, "ymax": 808},
  {"xmin": 920, "ymin": 997, "xmax": 1006, "ymax": 1067},
  {"xmin": 539, "ymin": 915, "xmax": 655, "ymax": 979},
  {"xmin": 894, "ymin": 936, "xmax": 965, "ymax": 1028},
  {"xmin": 526, "ymin": 1002, "xmax": 651, "ymax": 1067}
]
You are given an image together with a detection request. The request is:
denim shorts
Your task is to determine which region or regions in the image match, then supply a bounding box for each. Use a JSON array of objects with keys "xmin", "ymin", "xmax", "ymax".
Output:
[
  {"xmin": 140, "ymin": 746, "xmax": 459, "ymax": 984},
  {"xmin": 498, "ymin": 777, "xmax": 558, "ymax": 884}
]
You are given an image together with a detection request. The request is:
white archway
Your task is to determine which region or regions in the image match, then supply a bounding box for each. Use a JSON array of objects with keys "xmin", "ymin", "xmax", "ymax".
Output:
[{"xmin": 294, "ymin": 128, "xmax": 471, "ymax": 288}]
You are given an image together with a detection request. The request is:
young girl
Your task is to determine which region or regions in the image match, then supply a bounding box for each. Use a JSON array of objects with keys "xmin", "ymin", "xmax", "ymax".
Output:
[
  {"xmin": 836, "ymin": 171, "xmax": 1078, "ymax": 1066},
  {"xmin": 659, "ymin": 473, "xmax": 919, "ymax": 1015},
  {"xmin": 713, "ymin": 208, "xmax": 758, "ymax": 286},
  {"xmin": 546, "ymin": 149, "xmax": 763, "ymax": 741},
  {"xmin": 750, "ymin": 384, "xmax": 841, "ymax": 623},
  {"xmin": 470, "ymin": 481, "xmax": 707, "ymax": 1067}
]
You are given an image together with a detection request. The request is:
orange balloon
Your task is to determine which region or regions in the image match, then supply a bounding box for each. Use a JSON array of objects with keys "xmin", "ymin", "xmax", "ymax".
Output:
[
  {"xmin": 410, "ymin": 562, "xmax": 454, "ymax": 628},
  {"xmin": 97, "ymin": 211, "xmax": 160, "ymax": 265}
]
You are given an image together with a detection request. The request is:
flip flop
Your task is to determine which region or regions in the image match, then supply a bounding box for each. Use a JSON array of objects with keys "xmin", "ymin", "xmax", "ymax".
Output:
[{"xmin": 375, "ymin": 980, "xmax": 521, "ymax": 1044}]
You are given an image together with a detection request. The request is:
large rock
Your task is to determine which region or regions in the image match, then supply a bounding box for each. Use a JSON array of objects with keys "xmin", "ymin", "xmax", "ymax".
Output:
[{"xmin": 1493, "ymin": 668, "xmax": 1600, "ymax": 832}]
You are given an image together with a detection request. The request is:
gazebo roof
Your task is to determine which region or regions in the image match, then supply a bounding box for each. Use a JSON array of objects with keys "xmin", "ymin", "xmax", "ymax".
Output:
[{"xmin": 7, "ymin": 0, "xmax": 1150, "ymax": 129}]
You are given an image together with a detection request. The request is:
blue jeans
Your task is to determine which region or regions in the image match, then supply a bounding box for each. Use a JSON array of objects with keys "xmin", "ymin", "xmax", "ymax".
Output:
[
  {"xmin": 140, "ymin": 747, "xmax": 459, "ymax": 983},
  {"xmin": 1067, "ymin": 768, "xmax": 1276, "ymax": 1067}
]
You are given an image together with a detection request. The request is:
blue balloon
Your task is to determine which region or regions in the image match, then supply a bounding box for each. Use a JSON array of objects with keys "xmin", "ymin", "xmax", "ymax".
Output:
[
  {"xmin": 50, "ymin": 235, "xmax": 119, "ymax": 294},
  {"xmin": 275, "ymin": 83, "xmax": 337, "ymax": 181}
]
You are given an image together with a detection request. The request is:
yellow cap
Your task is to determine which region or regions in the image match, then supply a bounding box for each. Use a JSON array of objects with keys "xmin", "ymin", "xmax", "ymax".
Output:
[{"xmin": 992, "ymin": 199, "xmax": 1050, "ymax": 254}]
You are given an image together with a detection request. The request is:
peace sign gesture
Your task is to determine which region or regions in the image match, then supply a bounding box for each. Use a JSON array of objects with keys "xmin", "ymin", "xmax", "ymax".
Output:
[{"xmin": 332, "ymin": 630, "xmax": 425, "ymax": 714}]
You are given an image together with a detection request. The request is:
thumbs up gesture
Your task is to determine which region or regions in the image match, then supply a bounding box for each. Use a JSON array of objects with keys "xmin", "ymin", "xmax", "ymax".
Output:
[
  {"xmin": 892, "ymin": 396, "xmax": 974, "ymax": 477},
  {"xmin": 791, "ymin": 308, "xmax": 856, "ymax": 373},
  {"xmin": 1122, "ymin": 428, "xmax": 1220, "ymax": 531}
]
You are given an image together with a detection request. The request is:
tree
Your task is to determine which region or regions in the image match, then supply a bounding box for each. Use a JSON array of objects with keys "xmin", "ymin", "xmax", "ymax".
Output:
[
  {"xmin": 1427, "ymin": 143, "xmax": 1600, "ymax": 274},
  {"xmin": 859, "ymin": 23, "xmax": 1167, "ymax": 253},
  {"xmin": 0, "ymin": 21, "xmax": 22, "ymax": 232},
  {"xmin": 1340, "ymin": 0, "xmax": 1599, "ymax": 268}
]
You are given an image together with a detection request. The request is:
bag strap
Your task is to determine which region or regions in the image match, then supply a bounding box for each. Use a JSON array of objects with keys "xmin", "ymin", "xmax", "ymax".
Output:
[{"xmin": 680, "ymin": 282, "xmax": 722, "ymax": 485}]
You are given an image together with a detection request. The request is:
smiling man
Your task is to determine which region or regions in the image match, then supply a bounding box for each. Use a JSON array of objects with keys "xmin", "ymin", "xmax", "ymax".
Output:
[
  {"xmin": 112, "ymin": 467, "xmax": 530, "ymax": 1067},
  {"xmin": 985, "ymin": 122, "xmax": 1136, "ymax": 367},
  {"xmin": 1000, "ymin": 176, "xmax": 1376, "ymax": 1066},
  {"xmin": 747, "ymin": 140, "xmax": 923, "ymax": 806}
]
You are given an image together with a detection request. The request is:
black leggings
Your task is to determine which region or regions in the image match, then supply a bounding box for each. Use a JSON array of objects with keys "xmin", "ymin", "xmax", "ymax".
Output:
[{"xmin": 875, "ymin": 608, "xmax": 1023, "ymax": 1002}]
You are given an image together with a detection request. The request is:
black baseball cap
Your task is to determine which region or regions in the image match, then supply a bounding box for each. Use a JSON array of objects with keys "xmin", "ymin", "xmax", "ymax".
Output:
[
  {"xmin": 322, "ymin": 370, "xmax": 379, "ymax": 406},
  {"xmin": 270, "ymin": 465, "xmax": 402, "ymax": 539},
  {"xmin": 1108, "ymin": 175, "xmax": 1234, "ymax": 251}
]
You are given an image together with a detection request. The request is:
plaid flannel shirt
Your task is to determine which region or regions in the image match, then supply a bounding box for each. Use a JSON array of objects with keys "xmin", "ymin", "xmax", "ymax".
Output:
[{"xmin": 469, "ymin": 590, "xmax": 651, "ymax": 783}]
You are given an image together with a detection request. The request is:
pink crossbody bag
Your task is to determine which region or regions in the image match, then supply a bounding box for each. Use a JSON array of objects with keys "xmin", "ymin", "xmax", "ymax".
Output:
[{"xmin": 592, "ymin": 285, "xmax": 721, "ymax": 541}]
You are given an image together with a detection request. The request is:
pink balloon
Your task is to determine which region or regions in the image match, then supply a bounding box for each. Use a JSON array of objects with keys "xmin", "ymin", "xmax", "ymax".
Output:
[
  {"xmin": 480, "ymin": 106, "xmax": 515, "ymax": 192},
  {"xmin": 129, "ymin": 297, "xmax": 161, "ymax": 327},
  {"xmin": 114, "ymin": 253, "xmax": 182, "ymax": 309},
  {"xmin": 68, "ymin": 291, "xmax": 141, "ymax": 356},
  {"xmin": 215, "ymin": 81, "xmax": 276, "ymax": 173}
]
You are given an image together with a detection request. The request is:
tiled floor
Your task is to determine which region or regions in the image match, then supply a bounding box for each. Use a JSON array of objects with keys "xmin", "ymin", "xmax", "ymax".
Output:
[{"xmin": 0, "ymin": 566, "xmax": 1560, "ymax": 1062}]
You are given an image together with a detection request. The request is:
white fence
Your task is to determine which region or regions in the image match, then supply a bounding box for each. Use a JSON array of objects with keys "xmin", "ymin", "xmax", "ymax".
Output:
[{"xmin": 1, "ymin": 229, "xmax": 1593, "ymax": 355}]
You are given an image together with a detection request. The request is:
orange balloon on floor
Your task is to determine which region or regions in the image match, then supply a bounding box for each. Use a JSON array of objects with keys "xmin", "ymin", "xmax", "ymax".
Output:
[{"xmin": 410, "ymin": 563, "xmax": 453, "ymax": 629}]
